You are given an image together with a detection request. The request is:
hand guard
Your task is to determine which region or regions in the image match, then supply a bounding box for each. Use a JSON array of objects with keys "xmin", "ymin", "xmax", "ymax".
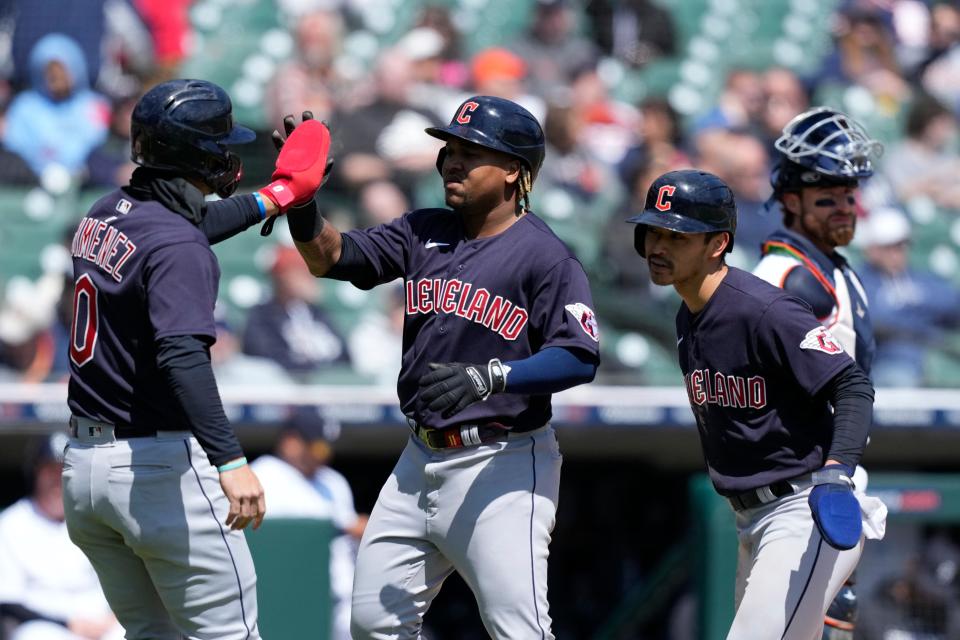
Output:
[
  {"xmin": 259, "ymin": 112, "xmax": 334, "ymax": 236},
  {"xmin": 808, "ymin": 464, "xmax": 862, "ymax": 550},
  {"xmin": 257, "ymin": 116, "xmax": 332, "ymax": 212},
  {"xmin": 418, "ymin": 359, "xmax": 508, "ymax": 419}
]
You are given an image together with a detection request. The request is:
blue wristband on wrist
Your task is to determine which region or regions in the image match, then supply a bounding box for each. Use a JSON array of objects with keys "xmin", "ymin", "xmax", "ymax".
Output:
[
  {"xmin": 251, "ymin": 192, "xmax": 267, "ymax": 220},
  {"xmin": 217, "ymin": 457, "xmax": 248, "ymax": 473}
]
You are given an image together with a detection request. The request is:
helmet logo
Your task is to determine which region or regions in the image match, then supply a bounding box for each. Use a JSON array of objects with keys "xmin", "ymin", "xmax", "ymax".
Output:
[
  {"xmin": 456, "ymin": 101, "xmax": 480, "ymax": 125},
  {"xmin": 655, "ymin": 185, "xmax": 676, "ymax": 211}
]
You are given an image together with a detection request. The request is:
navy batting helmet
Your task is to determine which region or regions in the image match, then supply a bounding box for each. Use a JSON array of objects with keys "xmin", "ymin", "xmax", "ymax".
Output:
[
  {"xmin": 772, "ymin": 107, "xmax": 882, "ymax": 196},
  {"xmin": 130, "ymin": 79, "xmax": 255, "ymax": 198},
  {"xmin": 626, "ymin": 169, "xmax": 737, "ymax": 257},
  {"xmin": 425, "ymin": 95, "xmax": 545, "ymax": 182}
]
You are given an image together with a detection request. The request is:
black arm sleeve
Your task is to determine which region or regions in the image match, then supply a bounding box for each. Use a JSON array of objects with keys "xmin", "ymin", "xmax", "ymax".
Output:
[
  {"xmin": 325, "ymin": 233, "xmax": 380, "ymax": 289},
  {"xmin": 156, "ymin": 335, "xmax": 244, "ymax": 466},
  {"xmin": 819, "ymin": 362, "xmax": 874, "ymax": 467},
  {"xmin": 286, "ymin": 195, "xmax": 326, "ymax": 242},
  {"xmin": 199, "ymin": 195, "xmax": 262, "ymax": 245},
  {"xmin": 0, "ymin": 603, "xmax": 66, "ymax": 626}
]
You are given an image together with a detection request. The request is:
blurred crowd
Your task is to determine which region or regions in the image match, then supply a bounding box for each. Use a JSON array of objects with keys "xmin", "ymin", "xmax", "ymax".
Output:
[{"xmin": 0, "ymin": 0, "xmax": 959, "ymax": 387}]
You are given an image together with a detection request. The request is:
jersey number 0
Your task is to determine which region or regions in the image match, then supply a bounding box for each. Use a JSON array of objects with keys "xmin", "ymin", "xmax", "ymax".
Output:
[{"xmin": 70, "ymin": 274, "xmax": 99, "ymax": 367}]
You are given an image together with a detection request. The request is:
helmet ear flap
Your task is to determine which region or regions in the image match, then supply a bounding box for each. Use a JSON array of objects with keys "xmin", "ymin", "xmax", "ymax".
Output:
[
  {"xmin": 435, "ymin": 148, "xmax": 446, "ymax": 176},
  {"xmin": 634, "ymin": 225, "xmax": 647, "ymax": 257}
]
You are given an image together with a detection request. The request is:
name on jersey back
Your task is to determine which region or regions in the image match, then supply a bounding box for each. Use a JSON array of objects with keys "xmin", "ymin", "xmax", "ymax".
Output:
[{"xmin": 71, "ymin": 217, "xmax": 137, "ymax": 282}]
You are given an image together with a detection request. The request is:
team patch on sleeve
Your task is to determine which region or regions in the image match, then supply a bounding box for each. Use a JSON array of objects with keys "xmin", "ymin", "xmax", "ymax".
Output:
[
  {"xmin": 800, "ymin": 326, "xmax": 844, "ymax": 354},
  {"xmin": 565, "ymin": 303, "xmax": 600, "ymax": 342}
]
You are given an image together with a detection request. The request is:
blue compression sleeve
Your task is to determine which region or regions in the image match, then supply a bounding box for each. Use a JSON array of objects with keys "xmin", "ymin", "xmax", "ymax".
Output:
[{"xmin": 503, "ymin": 347, "xmax": 597, "ymax": 395}]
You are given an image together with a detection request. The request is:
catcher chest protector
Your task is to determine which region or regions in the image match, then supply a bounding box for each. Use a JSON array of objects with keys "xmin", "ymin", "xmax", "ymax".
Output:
[
  {"xmin": 771, "ymin": 106, "xmax": 883, "ymax": 195},
  {"xmin": 130, "ymin": 79, "xmax": 256, "ymax": 198},
  {"xmin": 425, "ymin": 95, "xmax": 546, "ymax": 182},
  {"xmin": 625, "ymin": 169, "xmax": 738, "ymax": 257}
]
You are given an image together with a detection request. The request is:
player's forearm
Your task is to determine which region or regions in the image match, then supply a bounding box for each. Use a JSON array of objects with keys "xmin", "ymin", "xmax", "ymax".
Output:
[
  {"xmin": 200, "ymin": 194, "xmax": 264, "ymax": 244},
  {"xmin": 822, "ymin": 363, "xmax": 874, "ymax": 468},
  {"xmin": 156, "ymin": 335, "xmax": 245, "ymax": 466},
  {"xmin": 287, "ymin": 197, "xmax": 341, "ymax": 276},
  {"xmin": 503, "ymin": 346, "xmax": 598, "ymax": 394}
]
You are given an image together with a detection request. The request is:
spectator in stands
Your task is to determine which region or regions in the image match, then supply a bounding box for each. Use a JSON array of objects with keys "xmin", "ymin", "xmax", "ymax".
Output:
[
  {"xmin": 918, "ymin": 2, "xmax": 960, "ymax": 116},
  {"xmin": 242, "ymin": 245, "xmax": 351, "ymax": 379},
  {"xmin": 0, "ymin": 433, "xmax": 124, "ymax": 640},
  {"xmin": 467, "ymin": 47, "xmax": 545, "ymax": 124},
  {"xmin": 761, "ymin": 67, "xmax": 810, "ymax": 151},
  {"xmin": 211, "ymin": 312, "xmax": 295, "ymax": 388},
  {"xmin": 9, "ymin": 0, "xmax": 153, "ymax": 98},
  {"xmin": 396, "ymin": 27, "xmax": 463, "ymax": 125},
  {"xmin": 251, "ymin": 409, "xmax": 367, "ymax": 640},
  {"xmin": 84, "ymin": 91, "xmax": 138, "ymax": 188},
  {"xmin": 347, "ymin": 284, "xmax": 404, "ymax": 387},
  {"xmin": 358, "ymin": 179, "xmax": 410, "ymax": 227},
  {"xmin": 265, "ymin": 9, "xmax": 345, "ymax": 126},
  {"xmin": 131, "ymin": 0, "xmax": 192, "ymax": 81},
  {"xmin": 412, "ymin": 4, "xmax": 468, "ymax": 88},
  {"xmin": 705, "ymin": 130, "xmax": 777, "ymax": 265},
  {"xmin": 0, "ymin": 278, "xmax": 58, "ymax": 383},
  {"xmin": 813, "ymin": 7, "xmax": 909, "ymax": 110},
  {"xmin": 692, "ymin": 69, "xmax": 766, "ymax": 136},
  {"xmin": 584, "ymin": 0, "xmax": 677, "ymax": 68},
  {"xmin": 883, "ymin": 92, "xmax": 960, "ymax": 212},
  {"xmin": 328, "ymin": 47, "xmax": 442, "ymax": 205},
  {"xmin": 856, "ymin": 207, "xmax": 960, "ymax": 387},
  {"xmin": 507, "ymin": 0, "xmax": 598, "ymax": 99},
  {"xmin": 2, "ymin": 33, "xmax": 110, "ymax": 187}
]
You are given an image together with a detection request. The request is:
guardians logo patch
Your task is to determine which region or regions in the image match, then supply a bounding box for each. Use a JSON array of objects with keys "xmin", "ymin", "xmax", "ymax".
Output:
[
  {"xmin": 565, "ymin": 303, "xmax": 600, "ymax": 342},
  {"xmin": 800, "ymin": 326, "xmax": 844, "ymax": 354}
]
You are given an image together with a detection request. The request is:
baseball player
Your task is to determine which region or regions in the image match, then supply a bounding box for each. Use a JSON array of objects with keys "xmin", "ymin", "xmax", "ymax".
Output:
[
  {"xmin": 62, "ymin": 79, "xmax": 331, "ymax": 639},
  {"xmin": 284, "ymin": 96, "xmax": 601, "ymax": 639},
  {"xmin": 626, "ymin": 169, "xmax": 886, "ymax": 639},
  {"xmin": 753, "ymin": 107, "xmax": 883, "ymax": 637}
]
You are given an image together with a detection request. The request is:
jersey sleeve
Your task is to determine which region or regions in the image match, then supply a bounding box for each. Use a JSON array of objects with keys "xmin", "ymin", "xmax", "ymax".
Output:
[
  {"xmin": 144, "ymin": 242, "xmax": 219, "ymax": 341},
  {"xmin": 341, "ymin": 215, "xmax": 410, "ymax": 288},
  {"xmin": 755, "ymin": 296, "xmax": 854, "ymax": 396},
  {"xmin": 528, "ymin": 258, "xmax": 601, "ymax": 359}
]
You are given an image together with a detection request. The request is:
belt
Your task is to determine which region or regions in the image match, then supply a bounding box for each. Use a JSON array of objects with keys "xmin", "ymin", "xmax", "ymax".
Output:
[
  {"xmin": 408, "ymin": 420, "xmax": 512, "ymax": 451},
  {"xmin": 69, "ymin": 415, "xmax": 157, "ymax": 440},
  {"xmin": 728, "ymin": 474, "xmax": 813, "ymax": 512}
]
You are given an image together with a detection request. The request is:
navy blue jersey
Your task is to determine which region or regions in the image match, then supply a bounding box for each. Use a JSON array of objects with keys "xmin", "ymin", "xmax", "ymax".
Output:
[
  {"xmin": 67, "ymin": 189, "xmax": 220, "ymax": 427},
  {"xmin": 676, "ymin": 267, "xmax": 854, "ymax": 495},
  {"xmin": 345, "ymin": 209, "xmax": 600, "ymax": 428}
]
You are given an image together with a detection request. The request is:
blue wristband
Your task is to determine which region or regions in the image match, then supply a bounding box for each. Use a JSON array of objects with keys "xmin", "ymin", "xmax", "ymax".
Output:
[
  {"xmin": 251, "ymin": 192, "xmax": 267, "ymax": 220},
  {"xmin": 217, "ymin": 456, "xmax": 248, "ymax": 473}
]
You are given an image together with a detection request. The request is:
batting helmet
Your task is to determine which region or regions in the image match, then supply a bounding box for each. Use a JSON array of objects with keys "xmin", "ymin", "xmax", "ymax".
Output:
[
  {"xmin": 772, "ymin": 107, "xmax": 882, "ymax": 196},
  {"xmin": 425, "ymin": 95, "xmax": 545, "ymax": 182},
  {"xmin": 130, "ymin": 79, "xmax": 255, "ymax": 198},
  {"xmin": 626, "ymin": 169, "xmax": 737, "ymax": 257}
]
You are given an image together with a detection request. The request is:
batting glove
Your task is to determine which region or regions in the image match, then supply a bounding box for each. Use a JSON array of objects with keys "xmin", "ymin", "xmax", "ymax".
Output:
[
  {"xmin": 257, "ymin": 117, "xmax": 332, "ymax": 212},
  {"xmin": 808, "ymin": 464, "xmax": 862, "ymax": 550},
  {"xmin": 418, "ymin": 359, "xmax": 508, "ymax": 418}
]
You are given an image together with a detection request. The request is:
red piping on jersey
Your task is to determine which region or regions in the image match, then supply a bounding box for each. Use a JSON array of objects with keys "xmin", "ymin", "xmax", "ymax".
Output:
[{"xmin": 763, "ymin": 241, "xmax": 840, "ymax": 326}]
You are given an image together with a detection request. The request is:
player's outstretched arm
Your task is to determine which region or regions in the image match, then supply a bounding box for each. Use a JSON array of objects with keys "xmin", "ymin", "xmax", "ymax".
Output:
[{"xmin": 419, "ymin": 347, "xmax": 597, "ymax": 418}]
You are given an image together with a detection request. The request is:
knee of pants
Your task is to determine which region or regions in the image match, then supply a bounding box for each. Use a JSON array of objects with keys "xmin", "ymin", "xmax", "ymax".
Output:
[{"xmin": 350, "ymin": 597, "xmax": 409, "ymax": 640}]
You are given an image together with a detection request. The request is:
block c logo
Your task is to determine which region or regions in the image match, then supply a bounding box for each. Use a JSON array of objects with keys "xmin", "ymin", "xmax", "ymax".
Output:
[
  {"xmin": 655, "ymin": 185, "xmax": 676, "ymax": 212},
  {"xmin": 456, "ymin": 101, "xmax": 479, "ymax": 124}
]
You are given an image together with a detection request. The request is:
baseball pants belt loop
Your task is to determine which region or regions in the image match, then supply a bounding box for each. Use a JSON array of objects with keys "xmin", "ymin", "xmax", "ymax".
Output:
[
  {"xmin": 407, "ymin": 420, "xmax": 512, "ymax": 451},
  {"xmin": 728, "ymin": 473, "xmax": 815, "ymax": 512}
]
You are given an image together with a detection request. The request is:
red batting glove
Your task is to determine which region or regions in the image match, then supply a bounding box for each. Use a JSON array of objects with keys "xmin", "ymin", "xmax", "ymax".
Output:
[{"xmin": 257, "ymin": 119, "xmax": 331, "ymax": 212}]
